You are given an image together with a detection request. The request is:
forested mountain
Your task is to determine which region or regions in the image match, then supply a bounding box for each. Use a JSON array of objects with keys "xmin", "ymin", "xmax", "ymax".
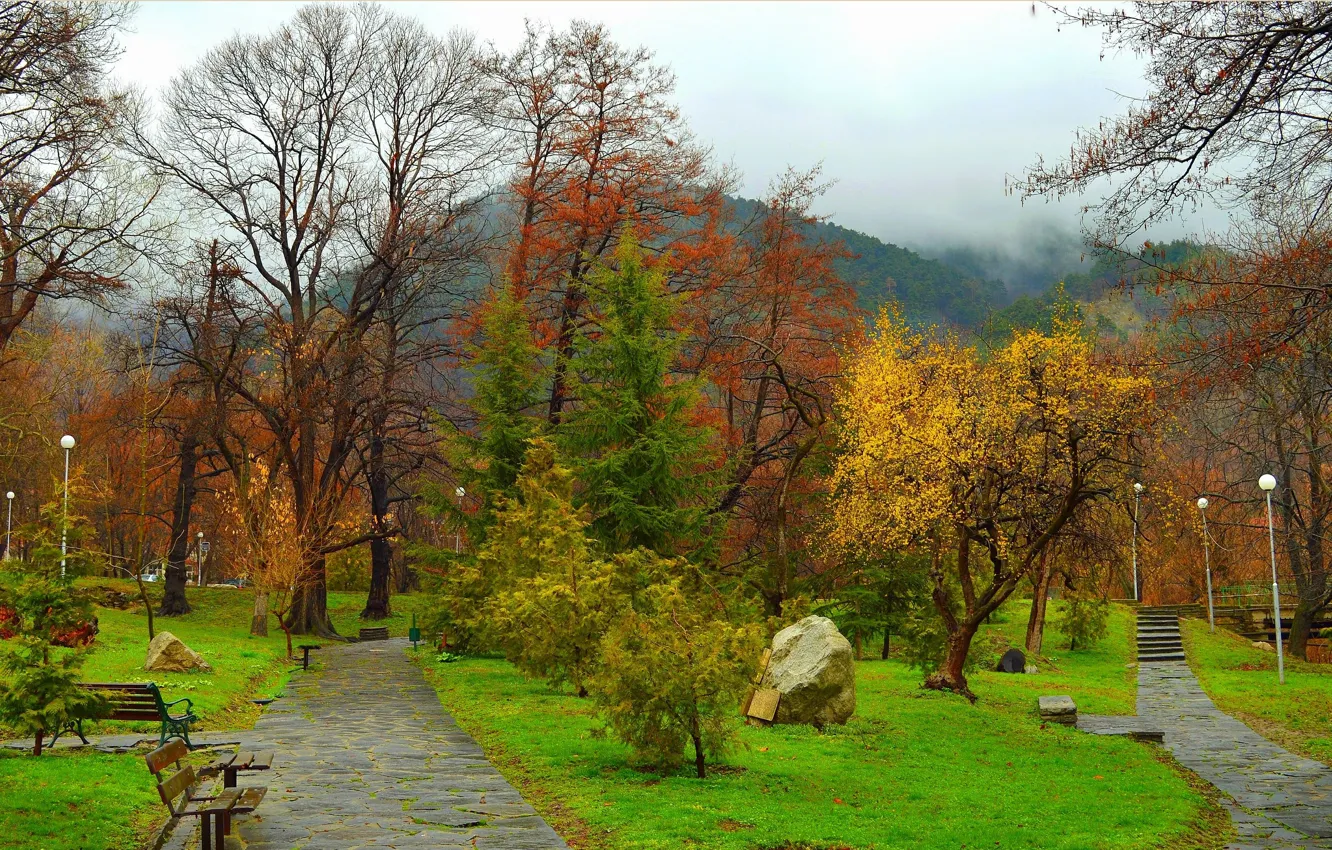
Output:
[{"xmin": 727, "ymin": 197, "xmax": 1007, "ymax": 326}]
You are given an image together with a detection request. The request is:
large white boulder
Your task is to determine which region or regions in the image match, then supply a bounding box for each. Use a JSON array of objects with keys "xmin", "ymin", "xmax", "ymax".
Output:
[
  {"xmin": 145, "ymin": 630, "xmax": 212, "ymax": 673},
  {"xmin": 759, "ymin": 615, "xmax": 856, "ymax": 727}
]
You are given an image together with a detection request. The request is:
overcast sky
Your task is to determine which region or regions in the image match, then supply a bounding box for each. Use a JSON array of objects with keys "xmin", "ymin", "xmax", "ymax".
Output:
[{"xmin": 114, "ymin": 1, "xmax": 1190, "ymax": 261}]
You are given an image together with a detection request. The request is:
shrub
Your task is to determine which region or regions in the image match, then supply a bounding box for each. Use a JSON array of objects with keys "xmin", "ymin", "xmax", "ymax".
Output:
[
  {"xmin": 592, "ymin": 568, "xmax": 764, "ymax": 778},
  {"xmin": 1055, "ymin": 595, "xmax": 1110, "ymax": 650},
  {"xmin": 452, "ymin": 438, "xmax": 631, "ymax": 695}
]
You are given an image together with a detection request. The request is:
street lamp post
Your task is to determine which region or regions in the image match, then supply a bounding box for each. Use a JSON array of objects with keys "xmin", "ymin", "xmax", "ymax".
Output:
[
  {"xmin": 1259, "ymin": 474, "xmax": 1285, "ymax": 685},
  {"xmin": 196, "ymin": 531, "xmax": 205, "ymax": 587},
  {"xmin": 60, "ymin": 434, "xmax": 74, "ymax": 578},
  {"xmin": 4, "ymin": 490, "xmax": 13, "ymax": 561},
  {"xmin": 1198, "ymin": 497, "xmax": 1214, "ymax": 633},
  {"xmin": 454, "ymin": 487, "xmax": 465, "ymax": 554},
  {"xmin": 1132, "ymin": 482, "xmax": 1144, "ymax": 602}
]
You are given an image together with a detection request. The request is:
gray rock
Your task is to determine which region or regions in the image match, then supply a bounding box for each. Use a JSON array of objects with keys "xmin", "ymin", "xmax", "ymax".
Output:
[
  {"xmin": 145, "ymin": 630, "xmax": 212, "ymax": 673},
  {"xmin": 1252, "ymin": 640, "xmax": 1274, "ymax": 652},
  {"xmin": 1038, "ymin": 695, "xmax": 1077, "ymax": 725},
  {"xmin": 1024, "ymin": 664, "xmax": 1039, "ymax": 674},
  {"xmin": 759, "ymin": 616, "xmax": 855, "ymax": 727}
]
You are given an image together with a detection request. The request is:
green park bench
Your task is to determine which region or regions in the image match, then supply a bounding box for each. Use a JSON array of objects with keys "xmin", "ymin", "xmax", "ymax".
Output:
[{"xmin": 50, "ymin": 682, "xmax": 198, "ymax": 748}]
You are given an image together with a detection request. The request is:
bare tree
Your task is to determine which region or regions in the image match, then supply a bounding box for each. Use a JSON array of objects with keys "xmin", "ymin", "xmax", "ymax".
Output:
[
  {"xmin": 0, "ymin": 0, "xmax": 159, "ymax": 361},
  {"xmin": 1018, "ymin": 3, "xmax": 1332, "ymax": 247},
  {"xmin": 137, "ymin": 5, "xmax": 498, "ymax": 636}
]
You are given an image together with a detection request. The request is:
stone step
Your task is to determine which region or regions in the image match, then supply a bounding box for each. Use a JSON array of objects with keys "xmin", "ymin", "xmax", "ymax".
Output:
[
  {"xmin": 1138, "ymin": 638, "xmax": 1183, "ymax": 647},
  {"xmin": 1139, "ymin": 652, "xmax": 1187, "ymax": 662}
]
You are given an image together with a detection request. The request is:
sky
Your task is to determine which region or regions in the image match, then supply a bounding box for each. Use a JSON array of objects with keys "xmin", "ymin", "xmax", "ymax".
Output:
[{"xmin": 114, "ymin": 1, "xmax": 1183, "ymax": 267}]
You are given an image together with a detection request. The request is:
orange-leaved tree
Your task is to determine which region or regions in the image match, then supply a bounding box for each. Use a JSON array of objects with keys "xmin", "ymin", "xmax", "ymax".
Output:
[{"xmin": 829, "ymin": 310, "xmax": 1156, "ymax": 699}]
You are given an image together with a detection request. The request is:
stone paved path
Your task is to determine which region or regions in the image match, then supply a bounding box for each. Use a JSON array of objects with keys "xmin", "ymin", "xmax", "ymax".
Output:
[
  {"xmin": 1137, "ymin": 660, "xmax": 1332, "ymax": 849},
  {"xmin": 168, "ymin": 638, "xmax": 569, "ymax": 850}
]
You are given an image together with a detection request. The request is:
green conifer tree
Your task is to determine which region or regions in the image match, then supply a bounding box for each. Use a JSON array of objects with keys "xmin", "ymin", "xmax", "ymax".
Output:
[
  {"xmin": 559, "ymin": 232, "xmax": 719, "ymax": 556},
  {"xmin": 0, "ymin": 503, "xmax": 106, "ymax": 755}
]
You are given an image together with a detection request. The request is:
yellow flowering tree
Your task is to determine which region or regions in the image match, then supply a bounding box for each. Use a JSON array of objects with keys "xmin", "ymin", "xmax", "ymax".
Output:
[{"xmin": 830, "ymin": 310, "xmax": 1155, "ymax": 699}]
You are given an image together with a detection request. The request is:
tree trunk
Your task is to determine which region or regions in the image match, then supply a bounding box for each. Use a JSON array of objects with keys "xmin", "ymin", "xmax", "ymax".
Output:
[
  {"xmin": 285, "ymin": 557, "xmax": 338, "ymax": 637},
  {"xmin": 250, "ymin": 590, "xmax": 269, "ymax": 637},
  {"xmin": 33, "ymin": 731, "xmax": 42, "ymax": 757},
  {"xmin": 925, "ymin": 620, "xmax": 979, "ymax": 702},
  {"xmin": 158, "ymin": 431, "xmax": 199, "ymax": 616},
  {"xmin": 691, "ymin": 717, "xmax": 706, "ymax": 779},
  {"xmin": 881, "ymin": 630, "xmax": 891, "ymax": 660},
  {"xmin": 1025, "ymin": 553, "xmax": 1053, "ymax": 656},
  {"xmin": 392, "ymin": 553, "xmax": 415, "ymax": 594},
  {"xmin": 1288, "ymin": 600, "xmax": 1315, "ymax": 660},
  {"xmin": 361, "ymin": 431, "xmax": 392, "ymax": 621}
]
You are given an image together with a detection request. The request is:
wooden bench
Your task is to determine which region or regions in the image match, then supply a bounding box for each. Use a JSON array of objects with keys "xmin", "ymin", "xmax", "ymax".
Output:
[
  {"xmin": 147, "ymin": 740, "xmax": 268, "ymax": 849},
  {"xmin": 51, "ymin": 682, "xmax": 198, "ymax": 748}
]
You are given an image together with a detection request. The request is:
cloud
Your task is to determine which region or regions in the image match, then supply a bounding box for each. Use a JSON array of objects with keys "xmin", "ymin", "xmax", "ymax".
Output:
[{"xmin": 114, "ymin": 1, "xmax": 1184, "ymax": 255}]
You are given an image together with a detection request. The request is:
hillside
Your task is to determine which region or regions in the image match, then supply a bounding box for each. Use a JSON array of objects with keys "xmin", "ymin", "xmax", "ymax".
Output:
[{"xmin": 727, "ymin": 196, "xmax": 1007, "ymax": 326}]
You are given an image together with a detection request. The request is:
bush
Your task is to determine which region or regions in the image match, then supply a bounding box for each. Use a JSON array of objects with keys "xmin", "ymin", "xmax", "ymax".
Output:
[
  {"xmin": 591, "ymin": 568, "xmax": 764, "ymax": 778},
  {"xmin": 450, "ymin": 438, "xmax": 632, "ymax": 695},
  {"xmin": 1055, "ymin": 595, "xmax": 1110, "ymax": 650}
]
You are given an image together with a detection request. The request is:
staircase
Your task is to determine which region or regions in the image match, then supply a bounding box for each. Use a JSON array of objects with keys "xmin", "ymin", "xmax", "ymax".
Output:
[{"xmin": 1136, "ymin": 607, "xmax": 1186, "ymax": 663}]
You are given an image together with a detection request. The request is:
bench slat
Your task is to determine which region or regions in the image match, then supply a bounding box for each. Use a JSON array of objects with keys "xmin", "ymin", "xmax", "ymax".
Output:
[
  {"xmin": 158, "ymin": 764, "xmax": 196, "ymax": 809},
  {"xmin": 146, "ymin": 740, "xmax": 190, "ymax": 775},
  {"xmin": 235, "ymin": 787, "xmax": 267, "ymax": 811}
]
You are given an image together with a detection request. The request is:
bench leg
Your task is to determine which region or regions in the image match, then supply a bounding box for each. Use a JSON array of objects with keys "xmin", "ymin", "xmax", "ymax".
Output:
[
  {"xmin": 215, "ymin": 811, "xmax": 227, "ymax": 846},
  {"xmin": 74, "ymin": 719, "xmax": 89, "ymax": 745},
  {"xmin": 200, "ymin": 814, "xmax": 213, "ymax": 850}
]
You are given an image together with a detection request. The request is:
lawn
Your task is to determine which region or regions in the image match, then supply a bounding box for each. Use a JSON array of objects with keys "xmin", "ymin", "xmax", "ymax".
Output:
[
  {"xmin": 0, "ymin": 581, "xmax": 427, "ymax": 850},
  {"xmin": 1181, "ymin": 617, "xmax": 1332, "ymax": 766},
  {"xmin": 421, "ymin": 600, "xmax": 1228, "ymax": 850}
]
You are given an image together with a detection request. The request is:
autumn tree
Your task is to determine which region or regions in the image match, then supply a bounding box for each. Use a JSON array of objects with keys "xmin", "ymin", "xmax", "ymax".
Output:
[
  {"xmin": 830, "ymin": 311, "xmax": 1155, "ymax": 699},
  {"xmin": 485, "ymin": 20, "xmax": 732, "ymax": 423},
  {"xmin": 697, "ymin": 166, "xmax": 860, "ymax": 615}
]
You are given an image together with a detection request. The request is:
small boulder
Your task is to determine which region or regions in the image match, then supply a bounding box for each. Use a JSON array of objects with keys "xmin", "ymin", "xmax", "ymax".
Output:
[
  {"xmin": 1252, "ymin": 641, "xmax": 1274, "ymax": 652},
  {"xmin": 145, "ymin": 630, "xmax": 212, "ymax": 673},
  {"xmin": 759, "ymin": 616, "xmax": 855, "ymax": 727},
  {"xmin": 1024, "ymin": 664, "xmax": 1039, "ymax": 675}
]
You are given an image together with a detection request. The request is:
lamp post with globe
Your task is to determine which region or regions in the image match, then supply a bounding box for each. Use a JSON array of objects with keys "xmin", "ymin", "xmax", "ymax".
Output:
[
  {"xmin": 1132, "ymin": 482, "xmax": 1144, "ymax": 601},
  {"xmin": 1198, "ymin": 497, "xmax": 1215, "ymax": 633},
  {"xmin": 454, "ymin": 487, "xmax": 465, "ymax": 553},
  {"xmin": 4, "ymin": 490, "xmax": 12, "ymax": 561},
  {"xmin": 60, "ymin": 434, "xmax": 75, "ymax": 577},
  {"xmin": 1259, "ymin": 473, "xmax": 1285, "ymax": 685}
]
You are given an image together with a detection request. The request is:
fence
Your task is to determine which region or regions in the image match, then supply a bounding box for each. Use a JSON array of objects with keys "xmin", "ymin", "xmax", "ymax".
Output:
[{"xmin": 1215, "ymin": 582, "xmax": 1299, "ymax": 608}]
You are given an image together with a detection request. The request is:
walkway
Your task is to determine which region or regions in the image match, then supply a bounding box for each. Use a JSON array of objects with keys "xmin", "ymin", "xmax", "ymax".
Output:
[
  {"xmin": 168, "ymin": 638, "xmax": 569, "ymax": 850},
  {"xmin": 1137, "ymin": 661, "xmax": 1332, "ymax": 849}
]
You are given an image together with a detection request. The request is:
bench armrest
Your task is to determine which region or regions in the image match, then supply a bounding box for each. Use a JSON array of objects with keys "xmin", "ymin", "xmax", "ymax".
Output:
[{"xmin": 162, "ymin": 695, "xmax": 194, "ymax": 713}]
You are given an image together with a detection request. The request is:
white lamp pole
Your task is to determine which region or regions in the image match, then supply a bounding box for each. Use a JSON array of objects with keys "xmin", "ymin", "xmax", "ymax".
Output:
[
  {"xmin": 1132, "ymin": 482, "xmax": 1144, "ymax": 602},
  {"xmin": 454, "ymin": 487, "xmax": 465, "ymax": 554},
  {"xmin": 60, "ymin": 434, "xmax": 75, "ymax": 578},
  {"xmin": 1198, "ymin": 497, "xmax": 1214, "ymax": 633},
  {"xmin": 4, "ymin": 490, "xmax": 13, "ymax": 561},
  {"xmin": 1259, "ymin": 474, "xmax": 1285, "ymax": 684},
  {"xmin": 196, "ymin": 531, "xmax": 205, "ymax": 587}
]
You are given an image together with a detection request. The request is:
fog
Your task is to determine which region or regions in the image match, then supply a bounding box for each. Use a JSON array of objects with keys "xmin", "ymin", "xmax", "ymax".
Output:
[{"xmin": 115, "ymin": 1, "xmax": 1202, "ymax": 291}]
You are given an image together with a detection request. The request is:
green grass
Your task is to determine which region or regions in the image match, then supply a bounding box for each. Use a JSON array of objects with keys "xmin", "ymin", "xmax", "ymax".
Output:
[
  {"xmin": 0, "ymin": 749, "xmax": 161, "ymax": 850},
  {"xmin": 1181, "ymin": 617, "xmax": 1332, "ymax": 765},
  {"xmin": 0, "ymin": 580, "xmax": 428, "ymax": 850},
  {"xmin": 421, "ymin": 601, "xmax": 1226, "ymax": 850}
]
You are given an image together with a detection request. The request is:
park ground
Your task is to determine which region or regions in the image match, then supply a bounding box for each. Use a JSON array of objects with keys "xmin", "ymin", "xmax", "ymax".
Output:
[{"xmin": 4, "ymin": 585, "xmax": 1330, "ymax": 850}]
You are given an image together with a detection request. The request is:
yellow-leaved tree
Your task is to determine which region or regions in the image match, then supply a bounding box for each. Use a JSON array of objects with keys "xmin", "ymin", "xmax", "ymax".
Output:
[{"xmin": 829, "ymin": 310, "xmax": 1155, "ymax": 700}]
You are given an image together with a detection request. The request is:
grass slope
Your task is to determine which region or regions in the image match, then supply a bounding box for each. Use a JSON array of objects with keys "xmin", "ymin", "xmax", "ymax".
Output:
[
  {"xmin": 1181, "ymin": 618, "xmax": 1332, "ymax": 766},
  {"xmin": 422, "ymin": 602, "xmax": 1223, "ymax": 850},
  {"xmin": 0, "ymin": 581, "xmax": 425, "ymax": 850}
]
